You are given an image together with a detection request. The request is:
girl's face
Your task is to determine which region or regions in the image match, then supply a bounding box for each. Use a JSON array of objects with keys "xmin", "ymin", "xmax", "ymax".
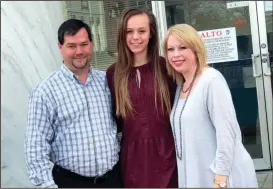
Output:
[
  {"xmin": 126, "ymin": 13, "xmax": 151, "ymax": 57},
  {"xmin": 166, "ymin": 34, "xmax": 197, "ymax": 74}
]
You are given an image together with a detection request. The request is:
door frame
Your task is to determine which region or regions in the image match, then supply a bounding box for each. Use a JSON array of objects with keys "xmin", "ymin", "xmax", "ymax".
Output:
[
  {"xmin": 152, "ymin": 0, "xmax": 272, "ymax": 170},
  {"xmin": 256, "ymin": 1, "xmax": 273, "ymax": 169},
  {"xmin": 248, "ymin": 1, "xmax": 271, "ymax": 169}
]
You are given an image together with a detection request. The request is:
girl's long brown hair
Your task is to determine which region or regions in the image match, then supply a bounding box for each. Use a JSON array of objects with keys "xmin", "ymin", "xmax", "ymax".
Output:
[{"xmin": 114, "ymin": 8, "xmax": 171, "ymax": 118}]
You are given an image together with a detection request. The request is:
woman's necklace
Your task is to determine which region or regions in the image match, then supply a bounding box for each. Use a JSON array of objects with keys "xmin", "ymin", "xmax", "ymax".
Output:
[
  {"xmin": 181, "ymin": 83, "xmax": 191, "ymax": 93},
  {"xmin": 172, "ymin": 69, "xmax": 198, "ymax": 160}
]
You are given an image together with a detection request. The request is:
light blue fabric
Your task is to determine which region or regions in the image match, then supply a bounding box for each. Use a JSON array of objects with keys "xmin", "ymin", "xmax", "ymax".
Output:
[
  {"xmin": 170, "ymin": 67, "xmax": 258, "ymax": 187},
  {"xmin": 25, "ymin": 64, "xmax": 120, "ymax": 187}
]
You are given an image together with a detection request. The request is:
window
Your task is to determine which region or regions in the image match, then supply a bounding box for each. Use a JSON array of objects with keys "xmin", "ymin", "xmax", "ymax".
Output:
[
  {"xmin": 64, "ymin": 1, "xmax": 152, "ymax": 70},
  {"xmin": 71, "ymin": 14, "xmax": 75, "ymax": 19},
  {"xmin": 81, "ymin": 1, "xmax": 89, "ymax": 10}
]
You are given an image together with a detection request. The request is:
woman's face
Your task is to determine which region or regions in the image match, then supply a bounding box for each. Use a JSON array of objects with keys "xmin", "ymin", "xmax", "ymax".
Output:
[
  {"xmin": 166, "ymin": 34, "xmax": 197, "ymax": 74},
  {"xmin": 126, "ymin": 13, "xmax": 150, "ymax": 56}
]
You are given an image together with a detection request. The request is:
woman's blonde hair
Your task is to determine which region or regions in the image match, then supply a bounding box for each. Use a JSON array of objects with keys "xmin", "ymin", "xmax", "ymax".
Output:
[{"xmin": 163, "ymin": 24, "xmax": 209, "ymax": 84}]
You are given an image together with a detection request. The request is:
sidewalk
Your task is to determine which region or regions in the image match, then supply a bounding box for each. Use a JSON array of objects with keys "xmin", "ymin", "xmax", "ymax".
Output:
[{"xmin": 257, "ymin": 170, "xmax": 273, "ymax": 188}]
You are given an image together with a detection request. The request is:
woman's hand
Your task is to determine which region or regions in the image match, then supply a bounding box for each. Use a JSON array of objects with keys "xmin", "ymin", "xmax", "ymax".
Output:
[
  {"xmin": 213, "ymin": 174, "xmax": 228, "ymax": 188},
  {"xmin": 213, "ymin": 183, "xmax": 220, "ymax": 188}
]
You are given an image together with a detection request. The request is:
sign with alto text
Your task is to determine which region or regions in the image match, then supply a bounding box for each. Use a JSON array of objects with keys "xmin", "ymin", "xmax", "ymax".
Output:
[{"xmin": 198, "ymin": 27, "xmax": 238, "ymax": 64}]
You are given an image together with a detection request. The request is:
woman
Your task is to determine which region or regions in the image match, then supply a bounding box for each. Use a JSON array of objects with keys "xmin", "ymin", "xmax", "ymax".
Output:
[
  {"xmin": 106, "ymin": 8, "xmax": 178, "ymax": 188},
  {"xmin": 163, "ymin": 24, "xmax": 258, "ymax": 188}
]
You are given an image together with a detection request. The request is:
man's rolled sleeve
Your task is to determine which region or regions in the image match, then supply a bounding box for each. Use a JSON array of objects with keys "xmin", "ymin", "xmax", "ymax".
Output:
[{"xmin": 41, "ymin": 180, "xmax": 58, "ymax": 188}]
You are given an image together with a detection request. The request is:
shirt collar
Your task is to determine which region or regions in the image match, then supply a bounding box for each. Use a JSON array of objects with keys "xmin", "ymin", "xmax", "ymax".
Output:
[{"xmin": 60, "ymin": 64, "xmax": 93, "ymax": 84}]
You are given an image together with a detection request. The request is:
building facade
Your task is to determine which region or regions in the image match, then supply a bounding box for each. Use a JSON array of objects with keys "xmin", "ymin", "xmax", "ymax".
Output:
[
  {"xmin": 1, "ymin": 1, "xmax": 65, "ymax": 187},
  {"xmin": 64, "ymin": 0, "xmax": 273, "ymax": 171}
]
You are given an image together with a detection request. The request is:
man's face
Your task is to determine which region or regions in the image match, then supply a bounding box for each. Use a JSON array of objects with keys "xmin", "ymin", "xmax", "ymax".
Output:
[{"xmin": 58, "ymin": 27, "xmax": 92, "ymax": 73}]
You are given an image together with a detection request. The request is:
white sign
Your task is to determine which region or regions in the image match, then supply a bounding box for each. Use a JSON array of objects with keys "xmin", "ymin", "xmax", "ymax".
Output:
[
  {"xmin": 198, "ymin": 27, "xmax": 238, "ymax": 64},
  {"xmin": 226, "ymin": 1, "xmax": 249, "ymax": 9}
]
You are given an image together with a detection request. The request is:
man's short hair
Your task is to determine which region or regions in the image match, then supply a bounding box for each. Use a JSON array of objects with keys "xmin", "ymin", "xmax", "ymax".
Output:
[{"xmin": 58, "ymin": 19, "xmax": 92, "ymax": 45}]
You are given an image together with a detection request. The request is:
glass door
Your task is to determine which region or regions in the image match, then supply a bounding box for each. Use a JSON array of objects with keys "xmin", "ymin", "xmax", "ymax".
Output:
[{"xmin": 152, "ymin": 0, "xmax": 272, "ymax": 170}]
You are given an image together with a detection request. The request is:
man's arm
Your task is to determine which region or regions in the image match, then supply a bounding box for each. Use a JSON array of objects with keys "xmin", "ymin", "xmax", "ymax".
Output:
[{"xmin": 25, "ymin": 89, "xmax": 57, "ymax": 188}]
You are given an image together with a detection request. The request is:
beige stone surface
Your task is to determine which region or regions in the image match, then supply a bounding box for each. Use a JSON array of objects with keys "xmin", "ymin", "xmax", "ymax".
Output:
[{"xmin": 257, "ymin": 171, "xmax": 273, "ymax": 188}]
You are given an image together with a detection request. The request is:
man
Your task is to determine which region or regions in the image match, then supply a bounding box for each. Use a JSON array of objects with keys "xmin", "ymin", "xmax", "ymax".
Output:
[{"xmin": 25, "ymin": 19, "xmax": 122, "ymax": 188}]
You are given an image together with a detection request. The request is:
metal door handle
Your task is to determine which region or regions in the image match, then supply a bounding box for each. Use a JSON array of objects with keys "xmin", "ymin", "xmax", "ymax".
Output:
[
  {"xmin": 251, "ymin": 54, "xmax": 261, "ymax": 77},
  {"xmin": 261, "ymin": 53, "xmax": 271, "ymax": 76}
]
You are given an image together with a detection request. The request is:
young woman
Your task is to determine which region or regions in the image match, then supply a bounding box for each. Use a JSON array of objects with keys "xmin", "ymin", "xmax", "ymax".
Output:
[
  {"xmin": 106, "ymin": 8, "xmax": 178, "ymax": 188},
  {"xmin": 163, "ymin": 23, "xmax": 258, "ymax": 188}
]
